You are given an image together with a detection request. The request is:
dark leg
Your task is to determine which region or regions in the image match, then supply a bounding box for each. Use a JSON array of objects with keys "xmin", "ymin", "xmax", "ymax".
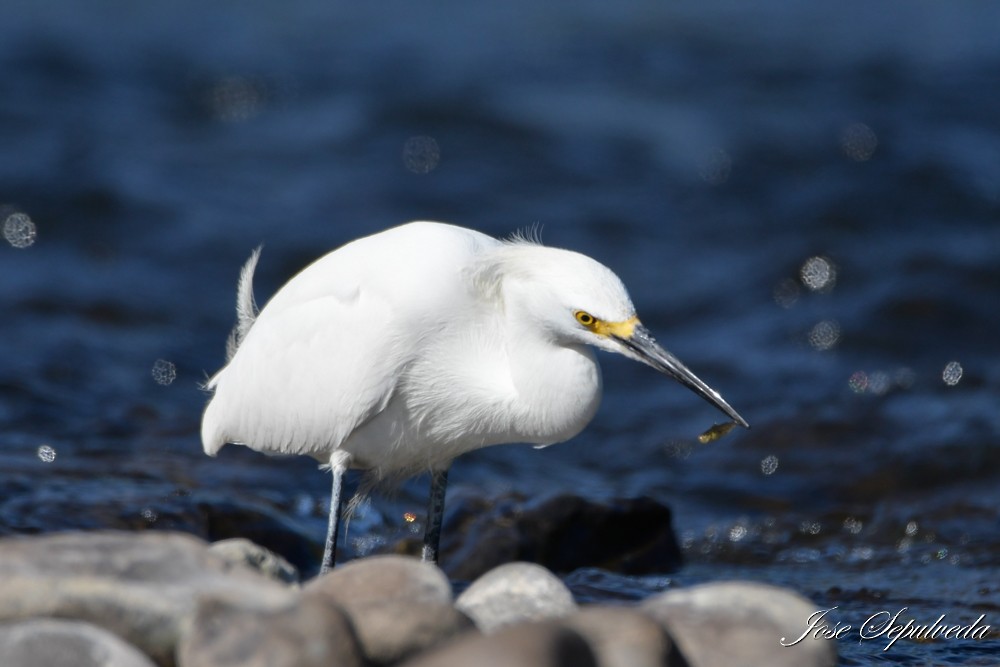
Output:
[
  {"xmin": 320, "ymin": 451, "xmax": 350, "ymax": 574},
  {"xmin": 421, "ymin": 467, "xmax": 450, "ymax": 563}
]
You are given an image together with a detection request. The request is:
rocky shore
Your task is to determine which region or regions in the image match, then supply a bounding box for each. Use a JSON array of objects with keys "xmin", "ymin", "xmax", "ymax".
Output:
[{"xmin": 0, "ymin": 531, "xmax": 836, "ymax": 667}]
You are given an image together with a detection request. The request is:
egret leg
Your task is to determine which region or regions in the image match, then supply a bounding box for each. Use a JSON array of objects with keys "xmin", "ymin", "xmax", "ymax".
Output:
[
  {"xmin": 421, "ymin": 468, "xmax": 449, "ymax": 563},
  {"xmin": 320, "ymin": 451, "xmax": 351, "ymax": 574}
]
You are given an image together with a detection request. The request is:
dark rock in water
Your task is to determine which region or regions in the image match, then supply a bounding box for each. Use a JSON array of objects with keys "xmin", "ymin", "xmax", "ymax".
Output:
[
  {"xmin": 456, "ymin": 562, "xmax": 577, "ymax": 632},
  {"xmin": 208, "ymin": 537, "xmax": 300, "ymax": 584},
  {"xmin": 177, "ymin": 594, "xmax": 362, "ymax": 667},
  {"xmin": 0, "ymin": 531, "xmax": 295, "ymax": 667},
  {"xmin": 305, "ymin": 555, "xmax": 474, "ymax": 665},
  {"xmin": 196, "ymin": 499, "xmax": 319, "ymax": 574},
  {"xmin": 0, "ymin": 618, "xmax": 157, "ymax": 667},
  {"xmin": 440, "ymin": 493, "xmax": 682, "ymax": 580},
  {"xmin": 562, "ymin": 606, "xmax": 690, "ymax": 667},
  {"xmin": 399, "ymin": 620, "xmax": 598, "ymax": 667},
  {"xmin": 640, "ymin": 581, "xmax": 837, "ymax": 667}
]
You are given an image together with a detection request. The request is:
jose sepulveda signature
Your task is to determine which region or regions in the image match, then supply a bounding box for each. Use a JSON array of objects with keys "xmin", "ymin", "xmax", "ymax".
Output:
[{"xmin": 781, "ymin": 607, "xmax": 991, "ymax": 651}]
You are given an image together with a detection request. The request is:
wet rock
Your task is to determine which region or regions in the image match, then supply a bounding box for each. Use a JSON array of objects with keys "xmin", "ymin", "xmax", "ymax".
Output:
[
  {"xmin": 400, "ymin": 620, "xmax": 598, "ymax": 667},
  {"xmin": 177, "ymin": 594, "xmax": 362, "ymax": 667},
  {"xmin": 563, "ymin": 606, "xmax": 689, "ymax": 667},
  {"xmin": 456, "ymin": 562, "xmax": 577, "ymax": 632},
  {"xmin": 305, "ymin": 555, "xmax": 473, "ymax": 664},
  {"xmin": 442, "ymin": 493, "xmax": 682, "ymax": 581},
  {"xmin": 0, "ymin": 618, "xmax": 157, "ymax": 667},
  {"xmin": 640, "ymin": 581, "xmax": 836, "ymax": 667},
  {"xmin": 0, "ymin": 531, "xmax": 295, "ymax": 667},
  {"xmin": 208, "ymin": 538, "xmax": 299, "ymax": 584}
]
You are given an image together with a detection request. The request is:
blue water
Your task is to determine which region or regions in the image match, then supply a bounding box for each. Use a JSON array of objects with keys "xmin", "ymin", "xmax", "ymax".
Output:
[{"xmin": 2, "ymin": 1, "xmax": 998, "ymax": 663}]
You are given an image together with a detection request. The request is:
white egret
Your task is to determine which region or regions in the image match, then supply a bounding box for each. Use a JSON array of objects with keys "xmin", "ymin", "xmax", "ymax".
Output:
[{"xmin": 201, "ymin": 221, "xmax": 748, "ymax": 573}]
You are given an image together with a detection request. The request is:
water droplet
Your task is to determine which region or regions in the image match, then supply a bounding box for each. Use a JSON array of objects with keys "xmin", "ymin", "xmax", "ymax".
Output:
[
  {"xmin": 840, "ymin": 122, "xmax": 878, "ymax": 162},
  {"xmin": 3, "ymin": 211, "xmax": 37, "ymax": 248},
  {"xmin": 151, "ymin": 359, "xmax": 177, "ymax": 385},
  {"xmin": 941, "ymin": 360, "xmax": 963, "ymax": 386},
  {"xmin": 760, "ymin": 454, "xmax": 779, "ymax": 475},
  {"xmin": 808, "ymin": 319, "xmax": 841, "ymax": 351},
  {"xmin": 698, "ymin": 148, "xmax": 732, "ymax": 185},
  {"xmin": 800, "ymin": 256, "xmax": 837, "ymax": 292},
  {"xmin": 402, "ymin": 135, "xmax": 440, "ymax": 174},
  {"xmin": 37, "ymin": 444, "xmax": 56, "ymax": 463}
]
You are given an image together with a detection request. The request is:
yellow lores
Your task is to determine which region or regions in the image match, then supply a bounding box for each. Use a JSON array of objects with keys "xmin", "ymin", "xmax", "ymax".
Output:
[{"xmin": 576, "ymin": 312, "xmax": 639, "ymax": 339}]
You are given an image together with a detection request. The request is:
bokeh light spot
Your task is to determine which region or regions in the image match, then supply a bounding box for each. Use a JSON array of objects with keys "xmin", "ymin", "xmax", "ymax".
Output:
[
  {"xmin": 800, "ymin": 256, "xmax": 837, "ymax": 292},
  {"xmin": 402, "ymin": 136, "xmax": 441, "ymax": 174},
  {"xmin": 760, "ymin": 454, "xmax": 779, "ymax": 475},
  {"xmin": 152, "ymin": 359, "xmax": 177, "ymax": 385},
  {"xmin": 698, "ymin": 148, "xmax": 732, "ymax": 185},
  {"xmin": 840, "ymin": 122, "xmax": 878, "ymax": 161},
  {"xmin": 942, "ymin": 360, "xmax": 963, "ymax": 386},
  {"xmin": 867, "ymin": 370, "xmax": 891, "ymax": 395},
  {"xmin": 403, "ymin": 512, "xmax": 417, "ymax": 523},
  {"xmin": 808, "ymin": 319, "xmax": 841, "ymax": 351},
  {"xmin": 37, "ymin": 444, "xmax": 56, "ymax": 463},
  {"xmin": 843, "ymin": 517, "xmax": 863, "ymax": 535},
  {"xmin": 209, "ymin": 76, "xmax": 266, "ymax": 122},
  {"xmin": 848, "ymin": 370, "xmax": 868, "ymax": 393},
  {"xmin": 3, "ymin": 211, "xmax": 37, "ymax": 248},
  {"xmin": 773, "ymin": 278, "xmax": 800, "ymax": 309}
]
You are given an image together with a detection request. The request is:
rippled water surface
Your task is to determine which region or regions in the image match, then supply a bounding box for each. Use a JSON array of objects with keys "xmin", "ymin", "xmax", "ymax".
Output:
[{"xmin": 2, "ymin": 2, "xmax": 998, "ymax": 664}]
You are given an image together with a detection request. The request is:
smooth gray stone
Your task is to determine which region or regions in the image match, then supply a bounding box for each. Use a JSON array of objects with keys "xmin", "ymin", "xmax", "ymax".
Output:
[
  {"xmin": 0, "ymin": 531, "xmax": 295, "ymax": 667},
  {"xmin": 563, "ymin": 606, "xmax": 689, "ymax": 667},
  {"xmin": 641, "ymin": 581, "xmax": 837, "ymax": 667},
  {"xmin": 306, "ymin": 555, "xmax": 472, "ymax": 664},
  {"xmin": 177, "ymin": 593, "xmax": 362, "ymax": 667},
  {"xmin": 400, "ymin": 620, "xmax": 598, "ymax": 667},
  {"xmin": 456, "ymin": 562, "xmax": 577, "ymax": 632},
  {"xmin": 0, "ymin": 619, "xmax": 157, "ymax": 667},
  {"xmin": 208, "ymin": 538, "xmax": 300, "ymax": 584}
]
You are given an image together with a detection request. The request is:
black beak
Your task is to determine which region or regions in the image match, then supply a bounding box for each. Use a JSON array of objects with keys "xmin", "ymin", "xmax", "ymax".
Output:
[{"xmin": 615, "ymin": 325, "xmax": 749, "ymax": 429}]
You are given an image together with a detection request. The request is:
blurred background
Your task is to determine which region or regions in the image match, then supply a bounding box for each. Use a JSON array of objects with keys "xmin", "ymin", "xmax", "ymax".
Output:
[{"xmin": 2, "ymin": 1, "xmax": 998, "ymax": 663}]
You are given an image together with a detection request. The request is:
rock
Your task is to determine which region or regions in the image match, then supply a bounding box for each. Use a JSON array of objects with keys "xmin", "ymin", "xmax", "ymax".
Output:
[
  {"xmin": 563, "ymin": 606, "xmax": 689, "ymax": 667},
  {"xmin": 640, "ymin": 581, "xmax": 837, "ymax": 667},
  {"xmin": 177, "ymin": 594, "xmax": 362, "ymax": 667},
  {"xmin": 400, "ymin": 620, "xmax": 598, "ymax": 667},
  {"xmin": 442, "ymin": 493, "xmax": 683, "ymax": 581},
  {"xmin": 305, "ymin": 555, "xmax": 473, "ymax": 664},
  {"xmin": 456, "ymin": 562, "xmax": 577, "ymax": 632},
  {"xmin": 0, "ymin": 618, "xmax": 157, "ymax": 667},
  {"xmin": 208, "ymin": 538, "xmax": 299, "ymax": 584},
  {"xmin": 0, "ymin": 531, "xmax": 295, "ymax": 667}
]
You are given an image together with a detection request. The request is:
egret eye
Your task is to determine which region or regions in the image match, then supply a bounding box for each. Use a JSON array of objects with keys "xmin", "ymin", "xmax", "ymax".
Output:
[{"xmin": 575, "ymin": 311, "xmax": 596, "ymax": 327}]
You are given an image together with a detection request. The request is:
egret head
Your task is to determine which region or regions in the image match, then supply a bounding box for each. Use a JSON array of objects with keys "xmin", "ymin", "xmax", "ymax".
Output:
[{"xmin": 497, "ymin": 243, "xmax": 749, "ymax": 429}]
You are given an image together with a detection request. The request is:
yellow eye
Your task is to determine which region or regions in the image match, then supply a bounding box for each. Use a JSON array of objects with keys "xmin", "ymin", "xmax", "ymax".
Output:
[{"xmin": 575, "ymin": 311, "xmax": 596, "ymax": 327}]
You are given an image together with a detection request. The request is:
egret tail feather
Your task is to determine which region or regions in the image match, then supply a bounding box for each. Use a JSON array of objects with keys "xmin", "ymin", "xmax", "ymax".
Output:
[{"xmin": 226, "ymin": 245, "xmax": 263, "ymax": 361}]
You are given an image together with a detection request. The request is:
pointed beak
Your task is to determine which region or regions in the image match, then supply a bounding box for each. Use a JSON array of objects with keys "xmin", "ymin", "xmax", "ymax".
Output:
[{"xmin": 614, "ymin": 324, "xmax": 749, "ymax": 429}]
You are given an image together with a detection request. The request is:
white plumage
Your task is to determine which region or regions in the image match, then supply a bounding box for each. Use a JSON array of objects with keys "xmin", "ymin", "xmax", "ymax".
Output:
[{"xmin": 201, "ymin": 221, "xmax": 747, "ymax": 571}]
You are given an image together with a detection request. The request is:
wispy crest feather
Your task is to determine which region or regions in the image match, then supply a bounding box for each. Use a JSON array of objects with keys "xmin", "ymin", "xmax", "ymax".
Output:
[
  {"xmin": 225, "ymin": 245, "xmax": 262, "ymax": 361},
  {"xmin": 505, "ymin": 222, "xmax": 543, "ymax": 246}
]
